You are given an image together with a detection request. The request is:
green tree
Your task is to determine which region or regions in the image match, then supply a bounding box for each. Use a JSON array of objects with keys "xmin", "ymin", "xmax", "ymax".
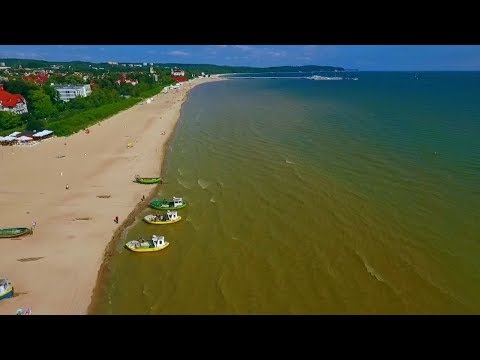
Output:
[
  {"xmin": 25, "ymin": 117, "xmax": 46, "ymax": 132},
  {"xmin": 0, "ymin": 111, "xmax": 23, "ymax": 131},
  {"xmin": 63, "ymin": 74, "xmax": 85, "ymax": 85},
  {"xmin": 43, "ymin": 85, "xmax": 60, "ymax": 103},
  {"xmin": 28, "ymin": 89, "xmax": 58, "ymax": 119},
  {"xmin": 21, "ymin": 112, "xmax": 37, "ymax": 124}
]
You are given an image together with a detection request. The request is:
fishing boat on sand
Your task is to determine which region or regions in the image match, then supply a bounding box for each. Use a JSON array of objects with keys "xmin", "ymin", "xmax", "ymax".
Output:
[
  {"xmin": 144, "ymin": 210, "xmax": 182, "ymax": 225},
  {"xmin": 0, "ymin": 278, "xmax": 14, "ymax": 301},
  {"xmin": 126, "ymin": 234, "xmax": 169, "ymax": 252},
  {"xmin": 0, "ymin": 227, "xmax": 32, "ymax": 238},
  {"xmin": 134, "ymin": 175, "xmax": 163, "ymax": 184},
  {"xmin": 150, "ymin": 196, "xmax": 187, "ymax": 210},
  {"xmin": 16, "ymin": 308, "xmax": 32, "ymax": 315}
]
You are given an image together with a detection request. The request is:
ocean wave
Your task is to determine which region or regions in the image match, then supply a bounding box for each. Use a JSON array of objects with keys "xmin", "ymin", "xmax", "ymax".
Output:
[
  {"xmin": 177, "ymin": 178, "xmax": 193, "ymax": 189},
  {"xmin": 198, "ymin": 178, "xmax": 211, "ymax": 189},
  {"xmin": 185, "ymin": 217, "xmax": 199, "ymax": 232}
]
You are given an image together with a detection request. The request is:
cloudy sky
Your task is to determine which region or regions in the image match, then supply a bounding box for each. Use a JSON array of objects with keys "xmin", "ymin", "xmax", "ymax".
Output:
[{"xmin": 1, "ymin": 45, "xmax": 479, "ymax": 70}]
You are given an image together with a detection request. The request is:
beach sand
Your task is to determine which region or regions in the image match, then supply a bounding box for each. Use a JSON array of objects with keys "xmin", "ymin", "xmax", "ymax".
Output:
[{"xmin": 0, "ymin": 76, "xmax": 223, "ymax": 315}]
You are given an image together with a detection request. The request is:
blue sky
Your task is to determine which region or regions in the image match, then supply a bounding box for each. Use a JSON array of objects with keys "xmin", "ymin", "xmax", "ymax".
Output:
[{"xmin": 0, "ymin": 45, "xmax": 479, "ymax": 70}]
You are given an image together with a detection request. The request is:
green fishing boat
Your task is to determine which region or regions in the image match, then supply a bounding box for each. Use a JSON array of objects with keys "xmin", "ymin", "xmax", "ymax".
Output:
[
  {"xmin": 134, "ymin": 175, "xmax": 162, "ymax": 184},
  {"xmin": 0, "ymin": 227, "xmax": 32, "ymax": 238},
  {"xmin": 150, "ymin": 197, "xmax": 188, "ymax": 210}
]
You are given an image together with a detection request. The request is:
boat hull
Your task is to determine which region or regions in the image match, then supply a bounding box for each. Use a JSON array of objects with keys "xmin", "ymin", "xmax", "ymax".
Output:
[
  {"xmin": 150, "ymin": 201, "xmax": 188, "ymax": 210},
  {"xmin": 143, "ymin": 216, "xmax": 182, "ymax": 225},
  {"xmin": 126, "ymin": 241, "xmax": 170, "ymax": 252},
  {"xmin": 0, "ymin": 286, "xmax": 14, "ymax": 301},
  {"xmin": 135, "ymin": 177, "xmax": 162, "ymax": 184},
  {"xmin": 0, "ymin": 228, "xmax": 32, "ymax": 238}
]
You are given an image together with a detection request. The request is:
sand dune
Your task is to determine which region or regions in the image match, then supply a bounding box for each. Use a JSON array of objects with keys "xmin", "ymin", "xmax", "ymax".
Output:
[{"xmin": 0, "ymin": 77, "xmax": 222, "ymax": 314}]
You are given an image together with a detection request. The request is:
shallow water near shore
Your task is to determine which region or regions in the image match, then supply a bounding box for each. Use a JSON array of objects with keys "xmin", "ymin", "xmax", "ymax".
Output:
[{"xmin": 92, "ymin": 73, "xmax": 480, "ymax": 314}]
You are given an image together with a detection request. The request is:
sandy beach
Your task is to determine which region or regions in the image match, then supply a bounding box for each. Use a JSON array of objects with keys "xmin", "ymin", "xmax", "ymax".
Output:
[{"xmin": 0, "ymin": 76, "xmax": 222, "ymax": 315}]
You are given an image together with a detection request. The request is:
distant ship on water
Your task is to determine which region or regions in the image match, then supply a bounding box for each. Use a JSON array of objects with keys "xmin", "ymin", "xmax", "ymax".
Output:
[
  {"xmin": 308, "ymin": 75, "xmax": 343, "ymax": 80},
  {"xmin": 307, "ymin": 75, "xmax": 358, "ymax": 81}
]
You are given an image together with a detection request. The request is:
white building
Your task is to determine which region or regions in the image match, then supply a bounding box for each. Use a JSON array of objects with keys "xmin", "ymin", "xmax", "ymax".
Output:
[
  {"xmin": 54, "ymin": 84, "xmax": 92, "ymax": 102},
  {"xmin": 171, "ymin": 68, "xmax": 185, "ymax": 76}
]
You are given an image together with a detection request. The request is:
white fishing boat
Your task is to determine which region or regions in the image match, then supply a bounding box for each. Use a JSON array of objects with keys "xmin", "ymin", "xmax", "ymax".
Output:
[
  {"xmin": 144, "ymin": 210, "xmax": 182, "ymax": 225},
  {"xmin": 0, "ymin": 278, "xmax": 14, "ymax": 301},
  {"xmin": 308, "ymin": 75, "xmax": 343, "ymax": 80}
]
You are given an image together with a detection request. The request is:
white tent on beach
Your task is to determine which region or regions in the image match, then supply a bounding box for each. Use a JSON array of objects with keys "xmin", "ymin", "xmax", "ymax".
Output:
[
  {"xmin": 0, "ymin": 136, "xmax": 17, "ymax": 143},
  {"xmin": 32, "ymin": 130, "xmax": 54, "ymax": 138}
]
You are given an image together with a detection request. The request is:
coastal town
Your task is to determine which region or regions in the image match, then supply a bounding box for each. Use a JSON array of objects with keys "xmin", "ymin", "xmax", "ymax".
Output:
[{"xmin": 0, "ymin": 60, "xmax": 210, "ymax": 145}]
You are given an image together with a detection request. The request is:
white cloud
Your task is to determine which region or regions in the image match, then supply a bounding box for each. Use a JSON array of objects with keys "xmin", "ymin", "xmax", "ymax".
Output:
[
  {"xmin": 168, "ymin": 50, "xmax": 190, "ymax": 56},
  {"xmin": 267, "ymin": 50, "xmax": 287, "ymax": 57},
  {"xmin": 0, "ymin": 51, "xmax": 45, "ymax": 59},
  {"xmin": 69, "ymin": 46, "xmax": 89, "ymax": 50},
  {"xmin": 233, "ymin": 45, "xmax": 253, "ymax": 52}
]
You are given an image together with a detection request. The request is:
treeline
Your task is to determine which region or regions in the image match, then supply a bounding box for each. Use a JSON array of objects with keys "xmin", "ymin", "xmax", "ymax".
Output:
[
  {"xmin": 0, "ymin": 58, "xmax": 345, "ymax": 74},
  {"xmin": 162, "ymin": 64, "xmax": 345, "ymax": 74},
  {"xmin": 0, "ymin": 69, "xmax": 174, "ymax": 136}
]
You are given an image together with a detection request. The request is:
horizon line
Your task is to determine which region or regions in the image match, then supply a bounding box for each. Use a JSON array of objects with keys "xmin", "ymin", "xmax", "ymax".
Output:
[{"xmin": 1, "ymin": 57, "xmax": 479, "ymax": 72}]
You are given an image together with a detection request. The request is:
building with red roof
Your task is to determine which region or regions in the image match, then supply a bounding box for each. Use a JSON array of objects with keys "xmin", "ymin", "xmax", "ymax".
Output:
[
  {"xmin": 172, "ymin": 75, "xmax": 187, "ymax": 83},
  {"xmin": 23, "ymin": 72, "xmax": 50, "ymax": 85},
  {"xmin": 0, "ymin": 84, "xmax": 28, "ymax": 114}
]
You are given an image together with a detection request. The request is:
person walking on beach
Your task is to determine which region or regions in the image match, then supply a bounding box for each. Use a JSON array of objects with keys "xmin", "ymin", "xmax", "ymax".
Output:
[
  {"xmin": 66, "ymin": 184, "xmax": 69, "ymax": 190},
  {"xmin": 31, "ymin": 220, "xmax": 37, "ymax": 230},
  {"xmin": 114, "ymin": 216, "xmax": 119, "ymax": 224},
  {"xmin": 142, "ymin": 195, "xmax": 145, "ymax": 201}
]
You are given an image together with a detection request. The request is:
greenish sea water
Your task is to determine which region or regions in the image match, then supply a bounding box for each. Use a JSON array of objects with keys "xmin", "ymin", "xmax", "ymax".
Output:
[{"xmin": 92, "ymin": 72, "xmax": 480, "ymax": 314}]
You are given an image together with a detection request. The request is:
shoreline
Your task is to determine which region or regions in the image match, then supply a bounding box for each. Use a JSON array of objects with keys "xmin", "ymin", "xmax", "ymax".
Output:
[
  {"xmin": 86, "ymin": 92, "xmax": 187, "ymax": 314},
  {"xmin": 86, "ymin": 175, "xmax": 160, "ymax": 314},
  {"xmin": 0, "ymin": 76, "xmax": 224, "ymax": 315}
]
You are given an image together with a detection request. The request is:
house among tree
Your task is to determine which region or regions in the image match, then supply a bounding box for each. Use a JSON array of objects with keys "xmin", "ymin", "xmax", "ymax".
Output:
[
  {"xmin": 0, "ymin": 84, "xmax": 28, "ymax": 114},
  {"xmin": 23, "ymin": 72, "xmax": 50, "ymax": 85},
  {"xmin": 53, "ymin": 84, "xmax": 92, "ymax": 102},
  {"xmin": 171, "ymin": 68, "xmax": 185, "ymax": 77},
  {"xmin": 116, "ymin": 76, "xmax": 139, "ymax": 86}
]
